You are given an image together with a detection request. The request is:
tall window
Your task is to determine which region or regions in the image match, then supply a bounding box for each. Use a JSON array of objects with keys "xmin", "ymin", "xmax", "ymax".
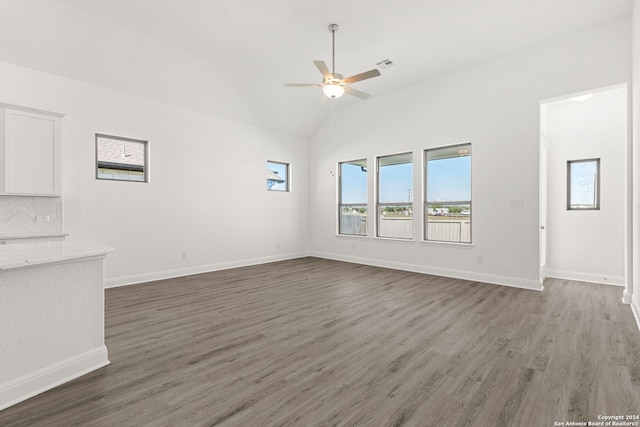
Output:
[
  {"xmin": 377, "ymin": 152, "xmax": 413, "ymax": 239},
  {"xmin": 267, "ymin": 160, "xmax": 289, "ymax": 191},
  {"xmin": 338, "ymin": 159, "xmax": 368, "ymax": 236},
  {"xmin": 96, "ymin": 134, "xmax": 148, "ymax": 182},
  {"xmin": 425, "ymin": 144, "xmax": 472, "ymax": 243},
  {"xmin": 567, "ymin": 158, "xmax": 600, "ymax": 210}
]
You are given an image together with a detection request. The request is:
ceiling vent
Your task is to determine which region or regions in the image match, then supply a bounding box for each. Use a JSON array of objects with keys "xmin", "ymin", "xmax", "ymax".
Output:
[{"xmin": 376, "ymin": 59, "xmax": 394, "ymax": 69}]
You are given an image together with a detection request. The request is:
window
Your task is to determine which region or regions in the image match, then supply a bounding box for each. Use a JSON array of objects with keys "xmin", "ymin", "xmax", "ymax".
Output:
[
  {"xmin": 267, "ymin": 160, "xmax": 289, "ymax": 191},
  {"xmin": 377, "ymin": 152, "xmax": 413, "ymax": 239},
  {"xmin": 338, "ymin": 159, "xmax": 367, "ymax": 236},
  {"xmin": 567, "ymin": 158, "xmax": 600, "ymax": 210},
  {"xmin": 425, "ymin": 144, "xmax": 471, "ymax": 243},
  {"xmin": 96, "ymin": 134, "xmax": 148, "ymax": 182}
]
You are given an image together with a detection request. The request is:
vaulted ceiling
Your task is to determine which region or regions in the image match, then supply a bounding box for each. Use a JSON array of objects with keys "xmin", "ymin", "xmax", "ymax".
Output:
[{"xmin": 0, "ymin": 0, "xmax": 634, "ymax": 138}]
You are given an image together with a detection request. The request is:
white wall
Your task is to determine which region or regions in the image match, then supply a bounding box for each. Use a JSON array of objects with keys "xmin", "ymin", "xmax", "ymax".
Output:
[
  {"xmin": 0, "ymin": 61, "xmax": 309, "ymax": 286},
  {"xmin": 545, "ymin": 88, "xmax": 627, "ymax": 285},
  {"xmin": 631, "ymin": 0, "xmax": 640, "ymax": 325},
  {"xmin": 0, "ymin": 0, "xmax": 250, "ymax": 133},
  {"xmin": 309, "ymin": 18, "xmax": 631, "ymax": 290}
]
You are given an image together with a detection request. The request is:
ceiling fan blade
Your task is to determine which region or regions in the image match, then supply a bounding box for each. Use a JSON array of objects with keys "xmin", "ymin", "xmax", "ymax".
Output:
[
  {"xmin": 342, "ymin": 69, "xmax": 381, "ymax": 84},
  {"xmin": 314, "ymin": 60, "xmax": 332, "ymax": 79},
  {"xmin": 284, "ymin": 83, "xmax": 323, "ymax": 87},
  {"xmin": 344, "ymin": 86, "xmax": 371, "ymax": 100}
]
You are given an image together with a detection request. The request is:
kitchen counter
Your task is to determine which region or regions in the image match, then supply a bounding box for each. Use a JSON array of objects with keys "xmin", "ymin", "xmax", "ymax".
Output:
[
  {"xmin": 0, "ymin": 241, "xmax": 113, "ymax": 270},
  {"xmin": 0, "ymin": 240, "xmax": 114, "ymax": 410},
  {"xmin": 0, "ymin": 232, "xmax": 68, "ymax": 241}
]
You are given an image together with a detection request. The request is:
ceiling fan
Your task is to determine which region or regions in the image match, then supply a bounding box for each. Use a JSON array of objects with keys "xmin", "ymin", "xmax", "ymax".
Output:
[{"xmin": 285, "ymin": 24, "xmax": 381, "ymax": 100}]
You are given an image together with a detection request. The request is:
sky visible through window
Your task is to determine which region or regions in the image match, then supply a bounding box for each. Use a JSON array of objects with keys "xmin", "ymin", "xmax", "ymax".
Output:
[
  {"xmin": 341, "ymin": 163, "xmax": 367, "ymax": 204},
  {"xmin": 427, "ymin": 156, "xmax": 471, "ymax": 202},
  {"xmin": 341, "ymin": 156, "xmax": 471, "ymax": 204},
  {"xmin": 379, "ymin": 163, "xmax": 413, "ymax": 203}
]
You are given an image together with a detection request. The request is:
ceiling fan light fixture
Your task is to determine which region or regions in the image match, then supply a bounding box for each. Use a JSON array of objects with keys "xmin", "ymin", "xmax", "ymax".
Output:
[
  {"xmin": 285, "ymin": 23, "xmax": 381, "ymax": 101},
  {"xmin": 323, "ymin": 84, "xmax": 345, "ymax": 99}
]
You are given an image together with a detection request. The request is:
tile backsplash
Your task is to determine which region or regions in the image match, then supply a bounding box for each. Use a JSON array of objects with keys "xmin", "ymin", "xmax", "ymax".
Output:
[{"xmin": 0, "ymin": 196, "xmax": 63, "ymax": 235}]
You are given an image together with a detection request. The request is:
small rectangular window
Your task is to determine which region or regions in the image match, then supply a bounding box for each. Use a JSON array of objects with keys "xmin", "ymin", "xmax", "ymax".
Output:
[
  {"xmin": 425, "ymin": 144, "xmax": 472, "ymax": 243},
  {"xmin": 377, "ymin": 152, "xmax": 413, "ymax": 239},
  {"xmin": 567, "ymin": 158, "xmax": 600, "ymax": 210},
  {"xmin": 338, "ymin": 159, "xmax": 367, "ymax": 236},
  {"xmin": 96, "ymin": 134, "xmax": 148, "ymax": 182},
  {"xmin": 267, "ymin": 160, "xmax": 289, "ymax": 191}
]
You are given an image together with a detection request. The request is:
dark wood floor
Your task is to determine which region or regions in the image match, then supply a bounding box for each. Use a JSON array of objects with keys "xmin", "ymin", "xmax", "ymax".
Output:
[{"xmin": 1, "ymin": 257, "xmax": 639, "ymax": 426}]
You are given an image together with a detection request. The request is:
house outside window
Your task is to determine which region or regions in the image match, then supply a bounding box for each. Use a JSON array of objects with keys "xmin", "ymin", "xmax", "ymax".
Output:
[
  {"xmin": 338, "ymin": 159, "xmax": 367, "ymax": 236},
  {"xmin": 96, "ymin": 134, "xmax": 148, "ymax": 182},
  {"xmin": 267, "ymin": 161, "xmax": 289, "ymax": 191}
]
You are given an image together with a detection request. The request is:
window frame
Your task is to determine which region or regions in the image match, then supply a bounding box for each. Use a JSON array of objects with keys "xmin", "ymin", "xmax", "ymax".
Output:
[
  {"xmin": 96, "ymin": 133, "xmax": 149, "ymax": 183},
  {"xmin": 567, "ymin": 158, "xmax": 600, "ymax": 210},
  {"xmin": 267, "ymin": 160, "xmax": 290, "ymax": 192},
  {"xmin": 376, "ymin": 152, "xmax": 414, "ymax": 240},
  {"xmin": 424, "ymin": 143, "xmax": 472, "ymax": 244},
  {"xmin": 338, "ymin": 159, "xmax": 368, "ymax": 236}
]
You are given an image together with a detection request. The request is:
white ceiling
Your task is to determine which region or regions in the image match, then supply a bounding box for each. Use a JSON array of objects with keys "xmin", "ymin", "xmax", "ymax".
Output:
[{"xmin": 44, "ymin": 0, "xmax": 635, "ymax": 137}]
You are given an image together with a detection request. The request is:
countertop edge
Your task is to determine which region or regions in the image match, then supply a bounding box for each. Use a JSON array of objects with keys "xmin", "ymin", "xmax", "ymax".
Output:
[
  {"xmin": 0, "ymin": 232, "xmax": 69, "ymax": 240},
  {"xmin": 0, "ymin": 241, "xmax": 115, "ymax": 271}
]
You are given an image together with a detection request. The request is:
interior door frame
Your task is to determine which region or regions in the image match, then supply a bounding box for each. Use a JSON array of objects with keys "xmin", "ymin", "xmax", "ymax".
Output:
[{"xmin": 539, "ymin": 105, "xmax": 549, "ymax": 283}]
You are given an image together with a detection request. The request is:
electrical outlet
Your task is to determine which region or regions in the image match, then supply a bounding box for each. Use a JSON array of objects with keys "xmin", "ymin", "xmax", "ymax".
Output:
[{"xmin": 35, "ymin": 215, "xmax": 50, "ymax": 222}]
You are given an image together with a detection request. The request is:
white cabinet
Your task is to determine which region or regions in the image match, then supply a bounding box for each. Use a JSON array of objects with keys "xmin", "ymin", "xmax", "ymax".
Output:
[{"xmin": 0, "ymin": 104, "xmax": 64, "ymax": 197}]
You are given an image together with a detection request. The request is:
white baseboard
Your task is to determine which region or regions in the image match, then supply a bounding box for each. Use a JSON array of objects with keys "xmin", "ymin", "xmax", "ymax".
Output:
[
  {"xmin": 0, "ymin": 346, "xmax": 109, "ymax": 411},
  {"xmin": 622, "ymin": 289, "xmax": 632, "ymax": 304},
  {"xmin": 631, "ymin": 294, "xmax": 640, "ymax": 334},
  {"xmin": 547, "ymin": 269, "xmax": 624, "ymax": 286},
  {"xmin": 105, "ymin": 252, "xmax": 309, "ymax": 288},
  {"xmin": 309, "ymin": 251, "xmax": 543, "ymax": 291}
]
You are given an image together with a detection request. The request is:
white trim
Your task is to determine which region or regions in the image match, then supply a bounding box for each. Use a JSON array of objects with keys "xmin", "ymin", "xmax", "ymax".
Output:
[
  {"xmin": 631, "ymin": 294, "xmax": 640, "ymax": 334},
  {"xmin": 0, "ymin": 346, "xmax": 109, "ymax": 411},
  {"xmin": 335, "ymin": 234, "xmax": 369, "ymax": 239},
  {"xmin": 419, "ymin": 240, "xmax": 475, "ymax": 248},
  {"xmin": 622, "ymin": 289, "xmax": 632, "ymax": 304},
  {"xmin": 105, "ymin": 252, "xmax": 309, "ymax": 288},
  {"xmin": 372, "ymin": 236, "xmax": 415, "ymax": 244},
  {"xmin": 309, "ymin": 251, "xmax": 543, "ymax": 291},
  {"xmin": 547, "ymin": 269, "xmax": 624, "ymax": 286},
  {"xmin": 0, "ymin": 102, "xmax": 64, "ymax": 118}
]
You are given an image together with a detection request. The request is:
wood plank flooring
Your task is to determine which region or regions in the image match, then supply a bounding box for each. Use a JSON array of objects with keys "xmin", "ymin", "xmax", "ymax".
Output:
[{"xmin": 1, "ymin": 257, "xmax": 639, "ymax": 426}]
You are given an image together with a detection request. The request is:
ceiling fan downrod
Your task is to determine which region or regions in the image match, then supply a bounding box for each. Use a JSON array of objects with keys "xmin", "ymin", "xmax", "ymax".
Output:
[
  {"xmin": 328, "ymin": 24, "xmax": 339, "ymax": 75},
  {"xmin": 283, "ymin": 22, "xmax": 380, "ymax": 101}
]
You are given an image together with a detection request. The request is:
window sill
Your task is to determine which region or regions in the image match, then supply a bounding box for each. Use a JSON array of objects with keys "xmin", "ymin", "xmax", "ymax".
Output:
[
  {"xmin": 372, "ymin": 236, "xmax": 415, "ymax": 244},
  {"xmin": 419, "ymin": 240, "xmax": 475, "ymax": 248},
  {"xmin": 335, "ymin": 234, "xmax": 369, "ymax": 239}
]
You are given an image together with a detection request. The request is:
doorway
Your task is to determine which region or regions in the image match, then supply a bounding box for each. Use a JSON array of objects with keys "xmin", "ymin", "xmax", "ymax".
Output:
[{"xmin": 540, "ymin": 85, "xmax": 628, "ymax": 286}]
